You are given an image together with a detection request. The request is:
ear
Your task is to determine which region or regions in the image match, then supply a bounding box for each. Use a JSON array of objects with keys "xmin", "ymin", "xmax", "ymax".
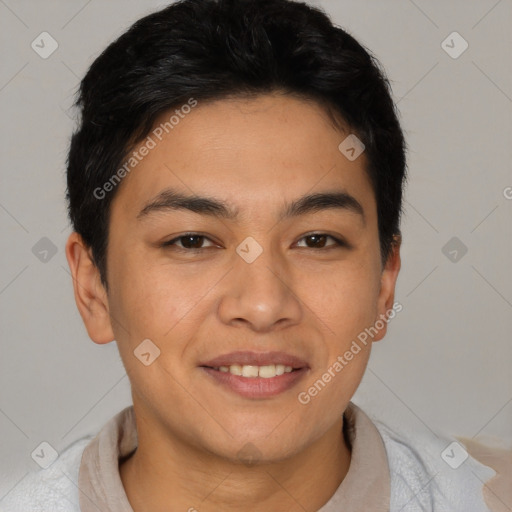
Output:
[
  {"xmin": 372, "ymin": 235, "xmax": 402, "ymax": 342},
  {"xmin": 65, "ymin": 232, "xmax": 115, "ymax": 344}
]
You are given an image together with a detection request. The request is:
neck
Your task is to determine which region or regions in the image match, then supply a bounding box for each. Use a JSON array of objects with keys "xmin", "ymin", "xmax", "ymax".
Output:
[{"xmin": 120, "ymin": 410, "xmax": 351, "ymax": 512}]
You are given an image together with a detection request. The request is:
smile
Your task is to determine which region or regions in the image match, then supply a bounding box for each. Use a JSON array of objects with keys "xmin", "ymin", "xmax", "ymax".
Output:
[
  {"xmin": 211, "ymin": 364, "xmax": 295, "ymax": 378},
  {"xmin": 199, "ymin": 351, "xmax": 309, "ymax": 398}
]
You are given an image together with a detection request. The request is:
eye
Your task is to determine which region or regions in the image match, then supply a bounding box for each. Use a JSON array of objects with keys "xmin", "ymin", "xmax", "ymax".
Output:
[
  {"xmin": 161, "ymin": 233, "xmax": 217, "ymax": 250},
  {"xmin": 161, "ymin": 232, "xmax": 347, "ymax": 252},
  {"xmin": 295, "ymin": 233, "xmax": 346, "ymax": 250}
]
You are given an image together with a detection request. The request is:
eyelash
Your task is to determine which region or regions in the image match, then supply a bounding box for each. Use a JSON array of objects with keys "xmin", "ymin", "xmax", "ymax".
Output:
[{"xmin": 161, "ymin": 232, "xmax": 347, "ymax": 252}]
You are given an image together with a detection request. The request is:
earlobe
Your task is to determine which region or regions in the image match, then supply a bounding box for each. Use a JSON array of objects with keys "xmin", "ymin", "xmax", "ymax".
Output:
[
  {"xmin": 373, "ymin": 235, "xmax": 402, "ymax": 342},
  {"xmin": 65, "ymin": 232, "xmax": 115, "ymax": 344}
]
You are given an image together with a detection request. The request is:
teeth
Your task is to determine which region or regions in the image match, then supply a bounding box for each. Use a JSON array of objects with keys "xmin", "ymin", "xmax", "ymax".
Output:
[
  {"xmin": 258, "ymin": 365, "xmax": 276, "ymax": 378},
  {"xmin": 242, "ymin": 365, "xmax": 259, "ymax": 378},
  {"xmin": 229, "ymin": 364, "xmax": 242, "ymax": 376},
  {"xmin": 213, "ymin": 364, "xmax": 295, "ymax": 378}
]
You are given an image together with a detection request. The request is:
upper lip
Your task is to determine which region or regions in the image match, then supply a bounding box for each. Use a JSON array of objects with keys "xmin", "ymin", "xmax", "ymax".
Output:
[{"xmin": 200, "ymin": 351, "xmax": 309, "ymax": 369}]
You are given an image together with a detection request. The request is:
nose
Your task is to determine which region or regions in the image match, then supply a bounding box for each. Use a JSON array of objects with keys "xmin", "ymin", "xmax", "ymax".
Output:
[{"xmin": 216, "ymin": 244, "xmax": 303, "ymax": 333}]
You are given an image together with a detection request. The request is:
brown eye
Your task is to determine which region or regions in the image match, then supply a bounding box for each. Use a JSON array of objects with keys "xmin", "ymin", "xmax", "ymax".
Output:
[
  {"xmin": 296, "ymin": 233, "xmax": 345, "ymax": 249},
  {"xmin": 162, "ymin": 233, "xmax": 216, "ymax": 250}
]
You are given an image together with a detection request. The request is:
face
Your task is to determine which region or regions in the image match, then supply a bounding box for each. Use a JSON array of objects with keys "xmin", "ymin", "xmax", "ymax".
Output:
[{"xmin": 67, "ymin": 92, "xmax": 400, "ymax": 463}]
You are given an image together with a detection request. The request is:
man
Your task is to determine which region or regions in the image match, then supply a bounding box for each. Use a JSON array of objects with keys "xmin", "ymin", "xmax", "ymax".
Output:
[{"xmin": 3, "ymin": 0, "xmax": 510, "ymax": 510}]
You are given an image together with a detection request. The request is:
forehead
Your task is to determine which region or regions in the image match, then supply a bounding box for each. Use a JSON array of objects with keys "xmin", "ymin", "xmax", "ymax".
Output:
[{"xmin": 111, "ymin": 93, "xmax": 375, "ymax": 223}]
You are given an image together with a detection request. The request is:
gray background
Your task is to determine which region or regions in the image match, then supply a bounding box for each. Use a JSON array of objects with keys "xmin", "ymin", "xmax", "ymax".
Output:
[{"xmin": 1, "ymin": 0, "xmax": 511, "ymax": 500}]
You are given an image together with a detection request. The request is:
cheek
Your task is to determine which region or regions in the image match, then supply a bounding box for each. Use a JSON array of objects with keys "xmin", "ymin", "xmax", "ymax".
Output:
[
  {"xmin": 108, "ymin": 254, "xmax": 222, "ymax": 351},
  {"xmin": 107, "ymin": 253, "xmax": 182, "ymax": 342},
  {"xmin": 299, "ymin": 262, "xmax": 379, "ymax": 414},
  {"xmin": 300, "ymin": 261, "xmax": 380, "ymax": 341}
]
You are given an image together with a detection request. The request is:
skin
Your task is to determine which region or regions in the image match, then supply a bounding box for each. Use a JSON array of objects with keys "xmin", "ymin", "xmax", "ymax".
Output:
[
  {"xmin": 457, "ymin": 438, "xmax": 512, "ymax": 511},
  {"xmin": 66, "ymin": 92, "xmax": 401, "ymax": 511}
]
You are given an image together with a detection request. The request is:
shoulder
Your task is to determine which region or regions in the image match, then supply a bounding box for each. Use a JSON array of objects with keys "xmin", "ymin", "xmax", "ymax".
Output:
[
  {"xmin": 457, "ymin": 437, "xmax": 512, "ymax": 512},
  {"xmin": 0, "ymin": 436, "xmax": 93, "ymax": 512},
  {"xmin": 372, "ymin": 418, "xmax": 502, "ymax": 512}
]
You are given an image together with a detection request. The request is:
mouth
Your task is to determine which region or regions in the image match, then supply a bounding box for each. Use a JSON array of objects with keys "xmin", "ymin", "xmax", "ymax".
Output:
[
  {"xmin": 199, "ymin": 351, "xmax": 309, "ymax": 399},
  {"xmin": 207, "ymin": 363, "xmax": 297, "ymax": 378}
]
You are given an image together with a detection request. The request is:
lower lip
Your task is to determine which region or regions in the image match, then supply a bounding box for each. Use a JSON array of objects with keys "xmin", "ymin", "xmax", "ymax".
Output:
[{"xmin": 200, "ymin": 367, "xmax": 308, "ymax": 399}]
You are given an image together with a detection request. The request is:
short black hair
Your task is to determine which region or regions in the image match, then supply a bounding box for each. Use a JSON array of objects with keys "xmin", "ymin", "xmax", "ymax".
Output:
[{"xmin": 66, "ymin": 0, "xmax": 407, "ymax": 289}]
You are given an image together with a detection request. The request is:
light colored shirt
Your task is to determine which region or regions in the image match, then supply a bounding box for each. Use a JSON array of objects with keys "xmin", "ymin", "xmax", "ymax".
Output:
[
  {"xmin": 77, "ymin": 401, "xmax": 391, "ymax": 512},
  {"xmin": 1, "ymin": 401, "xmax": 510, "ymax": 511}
]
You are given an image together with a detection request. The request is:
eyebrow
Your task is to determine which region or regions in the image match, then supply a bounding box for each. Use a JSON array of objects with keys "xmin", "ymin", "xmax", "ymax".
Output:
[{"xmin": 137, "ymin": 187, "xmax": 365, "ymax": 225}]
